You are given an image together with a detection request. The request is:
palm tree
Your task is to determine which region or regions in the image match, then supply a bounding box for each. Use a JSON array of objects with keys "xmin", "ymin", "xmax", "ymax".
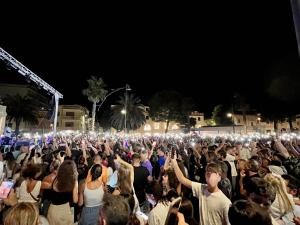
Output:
[
  {"xmin": 110, "ymin": 93, "xmax": 146, "ymax": 131},
  {"xmin": 82, "ymin": 76, "xmax": 108, "ymax": 131},
  {"xmin": 3, "ymin": 94, "xmax": 39, "ymax": 135}
]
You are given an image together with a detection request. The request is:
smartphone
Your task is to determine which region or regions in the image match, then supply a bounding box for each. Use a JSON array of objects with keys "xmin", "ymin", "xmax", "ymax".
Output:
[
  {"xmin": 136, "ymin": 211, "xmax": 148, "ymax": 221},
  {"xmin": 0, "ymin": 180, "xmax": 14, "ymax": 199},
  {"xmin": 146, "ymin": 193, "xmax": 156, "ymax": 207}
]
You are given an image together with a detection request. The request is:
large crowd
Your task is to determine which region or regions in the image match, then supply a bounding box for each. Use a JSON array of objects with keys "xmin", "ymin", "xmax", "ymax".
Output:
[{"xmin": 0, "ymin": 130, "xmax": 299, "ymax": 225}]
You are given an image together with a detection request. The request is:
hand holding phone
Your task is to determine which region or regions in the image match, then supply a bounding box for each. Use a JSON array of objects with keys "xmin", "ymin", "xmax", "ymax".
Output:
[{"xmin": 0, "ymin": 180, "xmax": 14, "ymax": 199}]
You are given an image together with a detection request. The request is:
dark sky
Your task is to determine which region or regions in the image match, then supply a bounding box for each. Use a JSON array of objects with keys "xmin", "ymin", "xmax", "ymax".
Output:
[{"xmin": 0, "ymin": 2, "xmax": 299, "ymax": 116}]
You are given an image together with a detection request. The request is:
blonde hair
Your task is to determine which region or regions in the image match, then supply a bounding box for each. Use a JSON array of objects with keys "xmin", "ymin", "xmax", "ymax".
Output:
[
  {"xmin": 117, "ymin": 164, "xmax": 132, "ymax": 195},
  {"xmin": 4, "ymin": 202, "xmax": 39, "ymax": 225},
  {"xmin": 264, "ymin": 173, "xmax": 294, "ymax": 214}
]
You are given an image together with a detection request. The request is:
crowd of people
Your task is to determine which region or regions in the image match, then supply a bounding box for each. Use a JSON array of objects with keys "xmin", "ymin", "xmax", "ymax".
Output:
[{"xmin": 0, "ymin": 131, "xmax": 299, "ymax": 225}]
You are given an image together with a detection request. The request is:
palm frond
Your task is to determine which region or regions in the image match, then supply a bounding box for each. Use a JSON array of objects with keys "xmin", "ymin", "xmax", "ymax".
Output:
[{"xmin": 110, "ymin": 93, "xmax": 146, "ymax": 131}]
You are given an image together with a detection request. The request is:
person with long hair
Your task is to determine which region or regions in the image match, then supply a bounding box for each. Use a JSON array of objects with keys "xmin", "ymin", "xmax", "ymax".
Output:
[
  {"xmin": 78, "ymin": 164, "xmax": 104, "ymax": 225},
  {"xmin": 18, "ymin": 164, "xmax": 42, "ymax": 204},
  {"xmin": 47, "ymin": 160, "xmax": 78, "ymax": 225},
  {"xmin": 148, "ymin": 181, "xmax": 172, "ymax": 225},
  {"xmin": 40, "ymin": 159, "xmax": 61, "ymax": 216},
  {"xmin": 264, "ymin": 173, "xmax": 295, "ymax": 225},
  {"xmin": 161, "ymin": 169, "xmax": 180, "ymax": 196},
  {"xmin": 165, "ymin": 198, "xmax": 199, "ymax": 225},
  {"xmin": 113, "ymin": 154, "xmax": 140, "ymax": 213}
]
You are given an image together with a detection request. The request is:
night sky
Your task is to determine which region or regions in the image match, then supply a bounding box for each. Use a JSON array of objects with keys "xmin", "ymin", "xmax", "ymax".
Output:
[{"xmin": 0, "ymin": 2, "xmax": 299, "ymax": 117}]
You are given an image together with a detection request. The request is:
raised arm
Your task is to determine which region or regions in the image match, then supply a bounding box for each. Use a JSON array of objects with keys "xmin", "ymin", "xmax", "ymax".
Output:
[
  {"xmin": 164, "ymin": 152, "xmax": 172, "ymax": 171},
  {"xmin": 115, "ymin": 155, "xmax": 134, "ymax": 185},
  {"xmin": 170, "ymin": 155, "xmax": 192, "ymax": 189}
]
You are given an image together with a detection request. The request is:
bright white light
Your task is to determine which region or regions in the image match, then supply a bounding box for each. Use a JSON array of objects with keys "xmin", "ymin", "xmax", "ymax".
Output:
[
  {"xmin": 144, "ymin": 124, "xmax": 151, "ymax": 131},
  {"xmin": 227, "ymin": 113, "xmax": 232, "ymax": 118},
  {"xmin": 23, "ymin": 133, "xmax": 31, "ymax": 139},
  {"xmin": 121, "ymin": 109, "xmax": 126, "ymax": 114}
]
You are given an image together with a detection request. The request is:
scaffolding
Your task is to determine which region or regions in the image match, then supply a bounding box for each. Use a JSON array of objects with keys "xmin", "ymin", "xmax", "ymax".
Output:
[{"xmin": 0, "ymin": 47, "xmax": 63, "ymax": 135}]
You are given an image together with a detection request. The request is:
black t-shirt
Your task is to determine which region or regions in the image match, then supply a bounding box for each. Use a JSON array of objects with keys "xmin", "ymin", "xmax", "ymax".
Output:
[{"xmin": 133, "ymin": 166, "xmax": 149, "ymax": 204}]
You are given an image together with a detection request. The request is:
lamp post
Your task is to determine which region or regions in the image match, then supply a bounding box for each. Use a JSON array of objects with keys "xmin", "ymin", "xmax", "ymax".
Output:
[
  {"xmin": 227, "ymin": 112, "xmax": 235, "ymax": 133},
  {"xmin": 121, "ymin": 109, "xmax": 126, "ymax": 133},
  {"xmin": 97, "ymin": 84, "xmax": 131, "ymax": 112},
  {"xmin": 96, "ymin": 84, "xmax": 131, "ymax": 133}
]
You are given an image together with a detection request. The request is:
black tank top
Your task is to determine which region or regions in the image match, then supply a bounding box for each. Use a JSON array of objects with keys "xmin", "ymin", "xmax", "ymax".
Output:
[{"xmin": 49, "ymin": 178, "xmax": 73, "ymax": 205}]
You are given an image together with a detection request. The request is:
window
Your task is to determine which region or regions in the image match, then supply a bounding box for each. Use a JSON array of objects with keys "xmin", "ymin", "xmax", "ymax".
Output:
[
  {"xmin": 171, "ymin": 124, "xmax": 179, "ymax": 130},
  {"xmin": 251, "ymin": 122, "xmax": 254, "ymax": 126},
  {"xmin": 57, "ymin": 122, "xmax": 59, "ymax": 127},
  {"xmin": 145, "ymin": 116, "xmax": 149, "ymax": 120},
  {"xmin": 65, "ymin": 122, "xmax": 74, "ymax": 127},
  {"xmin": 66, "ymin": 112, "xmax": 75, "ymax": 117},
  {"xmin": 198, "ymin": 117, "xmax": 201, "ymax": 121},
  {"xmin": 238, "ymin": 119, "xmax": 241, "ymax": 124},
  {"xmin": 144, "ymin": 124, "xmax": 151, "ymax": 131}
]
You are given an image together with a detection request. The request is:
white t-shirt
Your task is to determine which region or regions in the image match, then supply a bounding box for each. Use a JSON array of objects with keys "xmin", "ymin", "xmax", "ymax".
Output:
[
  {"xmin": 226, "ymin": 154, "xmax": 237, "ymax": 177},
  {"xmin": 192, "ymin": 182, "xmax": 231, "ymax": 225},
  {"xmin": 148, "ymin": 201, "xmax": 171, "ymax": 225},
  {"xmin": 239, "ymin": 147, "xmax": 251, "ymax": 160}
]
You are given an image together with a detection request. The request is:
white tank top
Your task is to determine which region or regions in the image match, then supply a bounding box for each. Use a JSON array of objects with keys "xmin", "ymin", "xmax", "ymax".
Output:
[
  {"xmin": 84, "ymin": 183, "xmax": 104, "ymax": 207},
  {"xmin": 18, "ymin": 180, "xmax": 41, "ymax": 203}
]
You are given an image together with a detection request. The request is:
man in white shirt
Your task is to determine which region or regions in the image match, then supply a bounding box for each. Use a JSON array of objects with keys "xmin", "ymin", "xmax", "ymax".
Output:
[{"xmin": 171, "ymin": 155, "xmax": 231, "ymax": 225}]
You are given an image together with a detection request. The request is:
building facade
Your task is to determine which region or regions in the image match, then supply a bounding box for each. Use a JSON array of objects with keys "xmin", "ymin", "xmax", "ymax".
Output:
[
  {"xmin": 57, "ymin": 105, "xmax": 89, "ymax": 131},
  {"xmin": 0, "ymin": 105, "xmax": 7, "ymax": 134},
  {"xmin": 189, "ymin": 111, "xmax": 205, "ymax": 128}
]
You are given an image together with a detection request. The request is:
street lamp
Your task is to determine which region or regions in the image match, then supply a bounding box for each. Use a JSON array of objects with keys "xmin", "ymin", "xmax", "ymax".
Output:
[
  {"xmin": 121, "ymin": 109, "xmax": 126, "ymax": 133},
  {"xmin": 96, "ymin": 84, "xmax": 131, "ymax": 133},
  {"xmin": 227, "ymin": 112, "xmax": 235, "ymax": 133},
  {"xmin": 97, "ymin": 84, "xmax": 131, "ymax": 112}
]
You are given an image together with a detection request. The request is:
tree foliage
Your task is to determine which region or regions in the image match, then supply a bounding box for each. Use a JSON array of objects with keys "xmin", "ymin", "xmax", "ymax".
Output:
[
  {"xmin": 148, "ymin": 90, "xmax": 195, "ymax": 133},
  {"xmin": 110, "ymin": 93, "xmax": 146, "ymax": 131},
  {"xmin": 211, "ymin": 104, "xmax": 232, "ymax": 126},
  {"xmin": 4, "ymin": 94, "xmax": 40, "ymax": 134},
  {"xmin": 82, "ymin": 76, "xmax": 108, "ymax": 131}
]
